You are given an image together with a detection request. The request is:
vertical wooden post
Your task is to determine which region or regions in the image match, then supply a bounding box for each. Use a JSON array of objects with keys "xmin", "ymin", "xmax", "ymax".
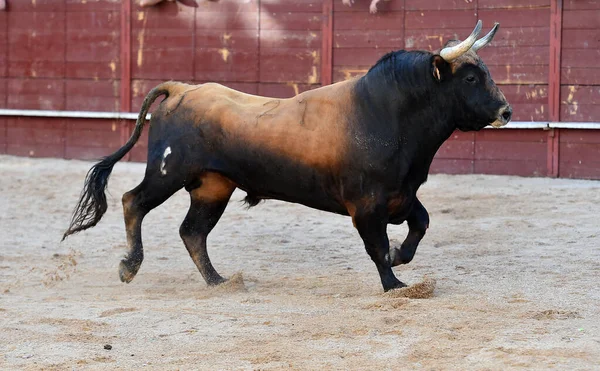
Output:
[
  {"xmin": 120, "ymin": 0, "xmax": 132, "ymax": 160},
  {"xmin": 548, "ymin": 0, "xmax": 563, "ymax": 177},
  {"xmin": 321, "ymin": 0, "xmax": 333, "ymax": 86}
]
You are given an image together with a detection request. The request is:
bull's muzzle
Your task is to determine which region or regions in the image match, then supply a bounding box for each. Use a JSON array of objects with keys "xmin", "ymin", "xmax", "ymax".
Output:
[{"xmin": 491, "ymin": 105, "xmax": 512, "ymax": 128}]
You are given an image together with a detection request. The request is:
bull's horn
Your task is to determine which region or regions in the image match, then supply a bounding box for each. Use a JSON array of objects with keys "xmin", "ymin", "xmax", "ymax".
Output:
[
  {"xmin": 439, "ymin": 20, "xmax": 483, "ymax": 62},
  {"xmin": 471, "ymin": 23, "xmax": 500, "ymax": 52}
]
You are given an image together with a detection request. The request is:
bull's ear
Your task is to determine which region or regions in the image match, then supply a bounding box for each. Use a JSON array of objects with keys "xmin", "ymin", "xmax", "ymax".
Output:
[{"xmin": 432, "ymin": 55, "xmax": 450, "ymax": 82}]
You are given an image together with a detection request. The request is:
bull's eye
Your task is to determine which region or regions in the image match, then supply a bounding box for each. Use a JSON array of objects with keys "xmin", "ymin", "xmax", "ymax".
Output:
[{"xmin": 464, "ymin": 75, "xmax": 477, "ymax": 84}]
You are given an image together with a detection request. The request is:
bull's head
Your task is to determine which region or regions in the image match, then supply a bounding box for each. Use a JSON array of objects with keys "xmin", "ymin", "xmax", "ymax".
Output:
[{"xmin": 432, "ymin": 21, "xmax": 512, "ymax": 130}]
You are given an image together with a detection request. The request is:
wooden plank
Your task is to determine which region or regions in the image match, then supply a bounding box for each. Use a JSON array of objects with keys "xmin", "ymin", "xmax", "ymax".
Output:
[
  {"xmin": 258, "ymin": 83, "xmax": 319, "ymax": 98},
  {"xmin": 436, "ymin": 140, "xmax": 474, "ymax": 159},
  {"xmin": 405, "ymin": 10, "xmax": 476, "ymax": 30},
  {"xmin": 475, "ymin": 141, "xmax": 547, "ymax": 162},
  {"xmin": 66, "ymin": 12, "xmax": 120, "ymax": 62},
  {"xmin": 260, "ymin": 12, "xmax": 322, "ymax": 31},
  {"xmin": 559, "ymin": 109, "xmax": 600, "ymax": 124},
  {"xmin": 430, "ymin": 159, "xmax": 473, "ymax": 174},
  {"xmin": 560, "ymin": 129, "xmax": 600, "ymax": 144},
  {"xmin": 561, "ymin": 49, "xmax": 600, "ymax": 68},
  {"xmin": 561, "ymin": 68, "xmax": 600, "ymax": 85},
  {"xmin": 405, "ymin": 28, "xmax": 476, "ymax": 50},
  {"xmin": 0, "ymin": 12, "xmax": 6, "ymax": 78},
  {"xmin": 501, "ymin": 85, "xmax": 548, "ymax": 104},
  {"xmin": 563, "ymin": 10, "xmax": 600, "ymax": 28},
  {"xmin": 0, "ymin": 78, "xmax": 5, "ymax": 108},
  {"xmin": 479, "ymin": 8, "xmax": 550, "ymax": 28},
  {"xmin": 333, "ymin": 47, "xmax": 388, "ymax": 66},
  {"xmin": 334, "ymin": 12, "xmax": 405, "ymax": 31},
  {"xmin": 65, "ymin": 62, "xmax": 120, "ymax": 80},
  {"xmin": 66, "ymin": 0, "xmax": 121, "ymax": 12},
  {"xmin": 0, "ymin": 117, "xmax": 6, "ymax": 154},
  {"xmin": 133, "ymin": 48, "xmax": 194, "ymax": 80},
  {"xmin": 321, "ymin": 0, "xmax": 333, "ymax": 86},
  {"xmin": 66, "ymin": 79, "xmax": 120, "ymax": 112},
  {"xmin": 8, "ymin": 13, "xmax": 66, "ymax": 79},
  {"xmin": 197, "ymin": 29, "xmax": 258, "ymax": 48},
  {"xmin": 406, "ymin": 0, "xmax": 474, "ymax": 10},
  {"xmin": 261, "ymin": 30, "xmax": 321, "ymax": 49},
  {"xmin": 195, "ymin": 0, "xmax": 258, "ymax": 12},
  {"xmin": 334, "ymin": 30, "xmax": 404, "ymax": 49},
  {"xmin": 195, "ymin": 48, "xmax": 259, "ymax": 82},
  {"xmin": 562, "ymin": 29, "xmax": 600, "ymax": 49},
  {"xmin": 405, "ymin": 26, "xmax": 549, "ymax": 50},
  {"xmin": 564, "ymin": 0, "xmax": 600, "ymax": 10},
  {"xmin": 260, "ymin": 48, "xmax": 319, "ymax": 83},
  {"xmin": 64, "ymin": 119, "xmax": 122, "ymax": 160},
  {"xmin": 479, "ymin": 0, "xmax": 550, "ymax": 8},
  {"xmin": 559, "ymin": 141, "xmax": 600, "ymax": 180},
  {"xmin": 6, "ymin": 117, "xmax": 66, "ymax": 158},
  {"xmin": 196, "ymin": 11, "xmax": 259, "ymax": 30},
  {"xmin": 476, "ymin": 129, "xmax": 547, "ymax": 143},
  {"xmin": 7, "ymin": 0, "xmax": 65, "ymax": 12},
  {"xmin": 260, "ymin": 0, "xmax": 321, "ymax": 13},
  {"xmin": 560, "ymin": 85, "xmax": 600, "ymax": 105},
  {"xmin": 488, "ymin": 64, "xmax": 548, "ymax": 84},
  {"xmin": 333, "ymin": 66, "xmax": 369, "ymax": 82},
  {"xmin": 7, "ymin": 78, "xmax": 65, "ymax": 110},
  {"xmin": 333, "ymin": 0, "xmax": 404, "ymax": 12},
  {"xmin": 478, "ymin": 46, "xmax": 549, "ymax": 66},
  {"xmin": 474, "ymin": 159, "xmax": 547, "ymax": 177}
]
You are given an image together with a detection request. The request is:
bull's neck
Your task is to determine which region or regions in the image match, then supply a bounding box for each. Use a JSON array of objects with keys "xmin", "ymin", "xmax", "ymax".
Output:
[{"xmin": 356, "ymin": 72, "xmax": 457, "ymax": 158}]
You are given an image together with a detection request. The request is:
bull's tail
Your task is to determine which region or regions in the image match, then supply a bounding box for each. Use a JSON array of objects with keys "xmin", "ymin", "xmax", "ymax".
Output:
[{"xmin": 62, "ymin": 82, "xmax": 177, "ymax": 240}]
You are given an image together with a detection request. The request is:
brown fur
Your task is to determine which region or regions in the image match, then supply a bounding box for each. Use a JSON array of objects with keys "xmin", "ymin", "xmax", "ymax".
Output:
[
  {"xmin": 160, "ymin": 81, "xmax": 356, "ymax": 170},
  {"xmin": 191, "ymin": 172, "xmax": 236, "ymax": 203}
]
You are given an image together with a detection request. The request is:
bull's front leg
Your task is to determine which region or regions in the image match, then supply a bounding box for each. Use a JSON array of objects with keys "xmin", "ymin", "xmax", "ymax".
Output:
[
  {"xmin": 350, "ymin": 200, "xmax": 406, "ymax": 292},
  {"xmin": 388, "ymin": 198, "xmax": 429, "ymax": 266}
]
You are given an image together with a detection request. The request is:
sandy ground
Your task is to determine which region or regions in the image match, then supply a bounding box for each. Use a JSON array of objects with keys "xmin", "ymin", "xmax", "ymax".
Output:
[{"xmin": 0, "ymin": 154, "xmax": 599, "ymax": 370}]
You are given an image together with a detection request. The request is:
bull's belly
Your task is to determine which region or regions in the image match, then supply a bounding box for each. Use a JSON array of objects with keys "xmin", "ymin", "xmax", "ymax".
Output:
[{"xmin": 208, "ymin": 155, "xmax": 348, "ymax": 216}]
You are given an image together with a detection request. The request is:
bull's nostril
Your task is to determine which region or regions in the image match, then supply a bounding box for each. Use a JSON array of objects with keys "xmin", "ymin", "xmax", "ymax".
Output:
[{"xmin": 502, "ymin": 107, "xmax": 512, "ymax": 122}]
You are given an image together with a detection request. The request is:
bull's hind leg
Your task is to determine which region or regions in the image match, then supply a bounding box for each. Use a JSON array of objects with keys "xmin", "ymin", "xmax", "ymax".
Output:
[
  {"xmin": 179, "ymin": 172, "xmax": 236, "ymax": 286},
  {"xmin": 120, "ymin": 174, "xmax": 183, "ymax": 283}
]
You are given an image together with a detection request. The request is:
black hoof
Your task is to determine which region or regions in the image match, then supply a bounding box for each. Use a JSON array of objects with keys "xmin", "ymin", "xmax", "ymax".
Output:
[
  {"xmin": 383, "ymin": 281, "xmax": 407, "ymax": 292},
  {"xmin": 119, "ymin": 259, "xmax": 142, "ymax": 283},
  {"xmin": 206, "ymin": 276, "xmax": 227, "ymax": 286}
]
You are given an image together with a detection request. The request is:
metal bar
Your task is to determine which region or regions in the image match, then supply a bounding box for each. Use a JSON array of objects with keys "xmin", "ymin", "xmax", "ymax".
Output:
[
  {"xmin": 0, "ymin": 109, "xmax": 149, "ymax": 120},
  {"xmin": 548, "ymin": 0, "xmax": 563, "ymax": 177},
  {"xmin": 321, "ymin": 0, "xmax": 333, "ymax": 86}
]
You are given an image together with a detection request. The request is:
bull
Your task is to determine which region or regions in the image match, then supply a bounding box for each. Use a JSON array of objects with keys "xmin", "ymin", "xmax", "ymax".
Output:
[{"xmin": 64, "ymin": 21, "xmax": 512, "ymax": 292}]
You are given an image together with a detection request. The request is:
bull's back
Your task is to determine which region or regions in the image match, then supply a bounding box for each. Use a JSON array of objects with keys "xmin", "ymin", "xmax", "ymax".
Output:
[{"xmin": 162, "ymin": 81, "xmax": 358, "ymax": 213}]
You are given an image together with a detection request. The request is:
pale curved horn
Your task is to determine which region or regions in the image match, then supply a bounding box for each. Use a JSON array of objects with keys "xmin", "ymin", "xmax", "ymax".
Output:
[
  {"xmin": 471, "ymin": 23, "xmax": 500, "ymax": 52},
  {"xmin": 439, "ymin": 20, "xmax": 483, "ymax": 62}
]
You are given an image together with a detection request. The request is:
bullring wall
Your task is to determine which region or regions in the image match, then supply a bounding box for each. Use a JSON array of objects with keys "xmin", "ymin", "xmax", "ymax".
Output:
[{"xmin": 0, "ymin": 0, "xmax": 599, "ymax": 178}]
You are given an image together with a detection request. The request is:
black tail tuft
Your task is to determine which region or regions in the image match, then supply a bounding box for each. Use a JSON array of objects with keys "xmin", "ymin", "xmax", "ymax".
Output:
[
  {"xmin": 62, "ymin": 154, "xmax": 118, "ymax": 240},
  {"xmin": 243, "ymin": 194, "xmax": 262, "ymax": 208},
  {"xmin": 62, "ymin": 82, "xmax": 174, "ymax": 241}
]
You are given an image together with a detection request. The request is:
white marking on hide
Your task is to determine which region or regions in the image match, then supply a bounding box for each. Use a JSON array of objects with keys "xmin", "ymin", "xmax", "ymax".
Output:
[{"xmin": 160, "ymin": 146, "xmax": 171, "ymax": 175}]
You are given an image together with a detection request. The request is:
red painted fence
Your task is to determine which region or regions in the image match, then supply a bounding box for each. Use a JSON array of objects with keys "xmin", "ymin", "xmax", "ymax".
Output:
[{"xmin": 1, "ymin": 0, "xmax": 599, "ymax": 179}]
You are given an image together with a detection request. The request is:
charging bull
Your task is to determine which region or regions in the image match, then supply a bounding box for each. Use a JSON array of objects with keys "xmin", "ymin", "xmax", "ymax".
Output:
[{"xmin": 64, "ymin": 21, "xmax": 512, "ymax": 292}]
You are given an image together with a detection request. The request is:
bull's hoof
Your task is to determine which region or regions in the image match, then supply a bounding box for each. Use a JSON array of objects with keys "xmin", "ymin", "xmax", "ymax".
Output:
[
  {"xmin": 383, "ymin": 280, "xmax": 407, "ymax": 292},
  {"xmin": 388, "ymin": 247, "xmax": 414, "ymax": 266},
  {"xmin": 206, "ymin": 276, "xmax": 227, "ymax": 286},
  {"xmin": 119, "ymin": 259, "xmax": 141, "ymax": 283}
]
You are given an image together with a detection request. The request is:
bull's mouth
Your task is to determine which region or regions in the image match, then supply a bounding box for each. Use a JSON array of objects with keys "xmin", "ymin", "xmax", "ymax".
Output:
[
  {"xmin": 489, "ymin": 118, "xmax": 508, "ymax": 128},
  {"xmin": 490, "ymin": 105, "xmax": 512, "ymax": 128}
]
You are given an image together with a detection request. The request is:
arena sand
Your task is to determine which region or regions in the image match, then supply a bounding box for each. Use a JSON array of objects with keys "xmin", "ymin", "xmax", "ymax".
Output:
[{"xmin": 0, "ymin": 155, "xmax": 599, "ymax": 369}]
